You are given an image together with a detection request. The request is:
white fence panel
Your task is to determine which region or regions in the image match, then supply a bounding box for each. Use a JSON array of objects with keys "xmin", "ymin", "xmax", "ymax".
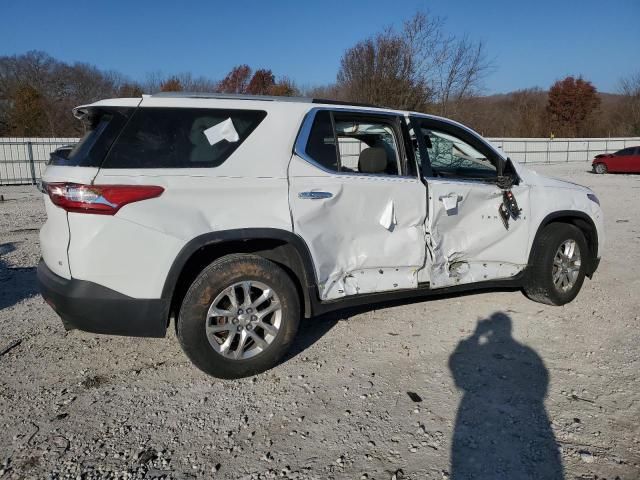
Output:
[{"xmin": 487, "ymin": 137, "xmax": 640, "ymax": 164}]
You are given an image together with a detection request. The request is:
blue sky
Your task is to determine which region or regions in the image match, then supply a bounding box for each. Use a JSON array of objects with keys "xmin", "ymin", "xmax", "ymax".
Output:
[{"xmin": 1, "ymin": 0, "xmax": 638, "ymax": 94}]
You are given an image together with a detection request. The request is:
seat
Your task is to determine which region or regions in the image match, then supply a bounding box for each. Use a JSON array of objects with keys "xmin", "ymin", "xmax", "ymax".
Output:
[{"xmin": 358, "ymin": 147, "xmax": 388, "ymax": 174}]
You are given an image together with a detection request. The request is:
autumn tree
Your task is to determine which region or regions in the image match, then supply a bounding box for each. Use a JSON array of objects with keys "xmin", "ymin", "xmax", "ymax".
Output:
[
  {"xmin": 246, "ymin": 69, "xmax": 275, "ymax": 95},
  {"xmin": 218, "ymin": 65, "xmax": 252, "ymax": 94},
  {"xmin": 118, "ymin": 82, "xmax": 144, "ymax": 97},
  {"xmin": 546, "ymin": 76, "xmax": 600, "ymax": 137},
  {"xmin": 268, "ymin": 77, "xmax": 298, "ymax": 97},
  {"xmin": 7, "ymin": 85, "xmax": 49, "ymax": 136},
  {"xmin": 159, "ymin": 76, "xmax": 183, "ymax": 92}
]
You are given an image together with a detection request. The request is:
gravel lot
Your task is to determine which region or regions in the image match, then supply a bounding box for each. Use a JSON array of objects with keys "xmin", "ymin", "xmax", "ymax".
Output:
[{"xmin": 0, "ymin": 163, "xmax": 639, "ymax": 479}]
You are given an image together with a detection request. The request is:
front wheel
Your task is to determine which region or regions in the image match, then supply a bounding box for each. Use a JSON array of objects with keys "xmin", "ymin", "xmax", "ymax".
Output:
[
  {"xmin": 177, "ymin": 254, "xmax": 300, "ymax": 379},
  {"xmin": 524, "ymin": 223, "xmax": 589, "ymax": 305},
  {"xmin": 594, "ymin": 163, "xmax": 607, "ymax": 174}
]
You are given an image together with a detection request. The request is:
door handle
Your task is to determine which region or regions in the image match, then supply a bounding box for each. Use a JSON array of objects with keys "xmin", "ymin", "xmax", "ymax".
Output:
[
  {"xmin": 439, "ymin": 193, "xmax": 462, "ymax": 211},
  {"xmin": 298, "ymin": 191, "xmax": 333, "ymax": 200}
]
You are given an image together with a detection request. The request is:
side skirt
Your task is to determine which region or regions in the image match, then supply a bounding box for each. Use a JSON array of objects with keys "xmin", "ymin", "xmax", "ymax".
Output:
[{"xmin": 310, "ymin": 271, "xmax": 526, "ymax": 317}]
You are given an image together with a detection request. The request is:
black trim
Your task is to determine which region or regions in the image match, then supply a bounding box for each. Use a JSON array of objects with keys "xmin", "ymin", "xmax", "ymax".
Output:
[
  {"xmin": 311, "ymin": 273, "xmax": 526, "ymax": 316},
  {"xmin": 530, "ymin": 211, "xmax": 600, "ymax": 276},
  {"xmin": 38, "ymin": 260, "xmax": 169, "ymax": 337},
  {"xmin": 161, "ymin": 228, "xmax": 318, "ymax": 317},
  {"xmin": 312, "ymin": 98, "xmax": 380, "ymax": 108}
]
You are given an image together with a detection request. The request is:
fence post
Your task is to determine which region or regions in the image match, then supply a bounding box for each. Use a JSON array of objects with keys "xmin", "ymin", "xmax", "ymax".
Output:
[
  {"xmin": 524, "ymin": 141, "xmax": 527, "ymax": 164},
  {"xmin": 566, "ymin": 141, "xmax": 570, "ymax": 163},
  {"xmin": 586, "ymin": 140, "xmax": 590, "ymax": 163},
  {"xmin": 27, "ymin": 141, "xmax": 37, "ymax": 185},
  {"xmin": 546, "ymin": 140, "xmax": 550, "ymax": 163}
]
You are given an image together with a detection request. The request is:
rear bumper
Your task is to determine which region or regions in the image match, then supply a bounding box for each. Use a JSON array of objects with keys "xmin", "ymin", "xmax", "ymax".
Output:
[{"xmin": 37, "ymin": 260, "xmax": 169, "ymax": 338}]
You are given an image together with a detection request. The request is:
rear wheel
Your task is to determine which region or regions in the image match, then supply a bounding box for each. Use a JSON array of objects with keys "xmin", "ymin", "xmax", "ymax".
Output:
[
  {"xmin": 594, "ymin": 163, "xmax": 607, "ymax": 174},
  {"xmin": 177, "ymin": 254, "xmax": 300, "ymax": 379},
  {"xmin": 524, "ymin": 223, "xmax": 588, "ymax": 305}
]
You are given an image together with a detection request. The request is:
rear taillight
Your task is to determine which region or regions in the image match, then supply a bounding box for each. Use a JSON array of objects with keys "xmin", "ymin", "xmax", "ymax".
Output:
[{"xmin": 44, "ymin": 183, "xmax": 164, "ymax": 215}]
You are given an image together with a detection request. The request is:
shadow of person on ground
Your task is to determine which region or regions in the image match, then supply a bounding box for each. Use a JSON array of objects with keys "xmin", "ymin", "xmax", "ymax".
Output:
[
  {"xmin": 0, "ymin": 242, "xmax": 38, "ymax": 310},
  {"xmin": 448, "ymin": 312, "xmax": 563, "ymax": 479}
]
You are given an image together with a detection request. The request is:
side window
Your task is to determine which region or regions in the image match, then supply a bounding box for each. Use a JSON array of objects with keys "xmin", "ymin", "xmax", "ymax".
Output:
[
  {"xmin": 303, "ymin": 110, "xmax": 404, "ymax": 176},
  {"xmin": 102, "ymin": 108, "xmax": 266, "ymax": 168},
  {"xmin": 305, "ymin": 110, "xmax": 339, "ymax": 171},
  {"xmin": 334, "ymin": 115, "xmax": 401, "ymax": 175},
  {"xmin": 617, "ymin": 147, "xmax": 634, "ymax": 156},
  {"xmin": 424, "ymin": 128, "xmax": 497, "ymax": 180}
]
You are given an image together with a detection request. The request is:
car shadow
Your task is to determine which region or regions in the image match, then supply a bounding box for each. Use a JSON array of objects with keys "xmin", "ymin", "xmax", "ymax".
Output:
[
  {"xmin": 0, "ymin": 242, "xmax": 39, "ymax": 311},
  {"xmin": 448, "ymin": 311, "xmax": 564, "ymax": 479}
]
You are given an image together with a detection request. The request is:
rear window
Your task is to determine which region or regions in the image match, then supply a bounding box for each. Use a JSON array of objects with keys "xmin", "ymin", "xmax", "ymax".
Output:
[
  {"xmin": 49, "ymin": 108, "xmax": 132, "ymax": 167},
  {"xmin": 101, "ymin": 108, "xmax": 267, "ymax": 169}
]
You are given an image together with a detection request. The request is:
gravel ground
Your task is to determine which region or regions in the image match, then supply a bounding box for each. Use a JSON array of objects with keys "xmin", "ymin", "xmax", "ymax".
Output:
[{"xmin": 0, "ymin": 163, "xmax": 638, "ymax": 479}]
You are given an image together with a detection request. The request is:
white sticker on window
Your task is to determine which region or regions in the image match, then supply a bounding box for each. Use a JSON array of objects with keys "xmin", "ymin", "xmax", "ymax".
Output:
[{"xmin": 203, "ymin": 118, "xmax": 240, "ymax": 146}]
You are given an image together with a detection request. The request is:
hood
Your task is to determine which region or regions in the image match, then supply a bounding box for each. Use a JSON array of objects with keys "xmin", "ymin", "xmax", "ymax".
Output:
[{"xmin": 514, "ymin": 163, "xmax": 591, "ymax": 192}]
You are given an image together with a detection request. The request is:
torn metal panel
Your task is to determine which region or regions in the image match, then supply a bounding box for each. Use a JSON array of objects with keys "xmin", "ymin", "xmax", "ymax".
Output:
[{"xmin": 288, "ymin": 155, "xmax": 427, "ymax": 300}]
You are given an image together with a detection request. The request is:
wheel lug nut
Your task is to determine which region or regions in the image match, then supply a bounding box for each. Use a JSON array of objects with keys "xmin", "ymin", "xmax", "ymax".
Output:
[
  {"xmin": 238, "ymin": 309, "xmax": 243, "ymax": 314},
  {"xmin": 237, "ymin": 325, "xmax": 243, "ymax": 331},
  {"xmin": 232, "ymin": 318, "xmax": 238, "ymax": 324},
  {"xmin": 247, "ymin": 308, "xmax": 253, "ymax": 313},
  {"xmin": 247, "ymin": 324, "xmax": 253, "ymax": 331},
  {"xmin": 251, "ymin": 315, "xmax": 257, "ymax": 321}
]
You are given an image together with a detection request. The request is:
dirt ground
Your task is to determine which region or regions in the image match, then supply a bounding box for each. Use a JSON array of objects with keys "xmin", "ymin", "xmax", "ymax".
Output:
[{"xmin": 0, "ymin": 163, "xmax": 638, "ymax": 480}]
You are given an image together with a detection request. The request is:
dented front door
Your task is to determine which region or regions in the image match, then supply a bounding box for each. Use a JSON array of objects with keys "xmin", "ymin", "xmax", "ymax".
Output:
[{"xmin": 425, "ymin": 179, "xmax": 530, "ymax": 288}]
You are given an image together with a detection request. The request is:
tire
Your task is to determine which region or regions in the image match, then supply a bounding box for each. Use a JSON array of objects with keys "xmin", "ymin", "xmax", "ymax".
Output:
[
  {"xmin": 177, "ymin": 254, "xmax": 300, "ymax": 379},
  {"xmin": 594, "ymin": 163, "xmax": 607, "ymax": 174},
  {"xmin": 524, "ymin": 223, "xmax": 589, "ymax": 306}
]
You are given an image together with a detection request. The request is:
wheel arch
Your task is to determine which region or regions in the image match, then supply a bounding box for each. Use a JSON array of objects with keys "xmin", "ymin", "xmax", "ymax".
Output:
[
  {"xmin": 162, "ymin": 229, "xmax": 319, "ymax": 325},
  {"xmin": 529, "ymin": 211, "xmax": 599, "ymax": 277}
]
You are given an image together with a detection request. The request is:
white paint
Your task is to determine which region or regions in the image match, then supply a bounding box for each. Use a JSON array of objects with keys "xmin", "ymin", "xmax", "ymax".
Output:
[
  {"xmin": 379, "ymin": 200, "xmax": 396, "ymax": 231},
  {"xmin": 288, "ymin": 154, "xmax": 427, "ymax": 300},
  {"xmin": 37, "ymin": 95, "xmax": 605, "ymax": 304}
]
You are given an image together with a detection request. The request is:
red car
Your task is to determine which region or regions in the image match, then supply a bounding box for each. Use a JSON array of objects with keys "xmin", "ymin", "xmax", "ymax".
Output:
[{"xmin": 592, "ymin": 146, "xmax": 640, "ymax": 174}]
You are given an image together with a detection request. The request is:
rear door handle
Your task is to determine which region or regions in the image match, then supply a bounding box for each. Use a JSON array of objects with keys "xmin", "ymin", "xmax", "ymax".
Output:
[{"xmin": 298, "ymin": 191, "xmax": 333, "ymax": 200}]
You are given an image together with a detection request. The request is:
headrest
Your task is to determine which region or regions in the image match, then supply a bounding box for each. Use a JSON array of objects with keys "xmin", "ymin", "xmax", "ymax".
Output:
[{"xmin": 358, "ymin": 147, "xmax": 387, "ymax": 174}]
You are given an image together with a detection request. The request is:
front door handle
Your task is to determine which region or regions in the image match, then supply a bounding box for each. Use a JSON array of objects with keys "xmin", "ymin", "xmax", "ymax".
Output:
[
  {"xmin": 298, "ymin": 191, "xmax": 333, "ymax": 200},
  {"xmin": 439, "ymin": 193, "xmax": 462, "ymax": 211}
]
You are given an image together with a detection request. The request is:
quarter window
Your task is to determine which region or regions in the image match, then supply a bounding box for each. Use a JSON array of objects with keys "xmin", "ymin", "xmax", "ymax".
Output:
[{"xmin": 102, "ymin": 108, "xmax": 266, "ymax": 168}]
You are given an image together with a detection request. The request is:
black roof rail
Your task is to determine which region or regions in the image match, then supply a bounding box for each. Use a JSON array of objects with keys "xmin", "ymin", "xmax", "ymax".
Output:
[
  {"xmin": 148, "ymin": 92, "xmax": 312, "ymax": 102},
  {"xmin": 147, "ymin": 92, "xmax": 384, "ymax": 109}
]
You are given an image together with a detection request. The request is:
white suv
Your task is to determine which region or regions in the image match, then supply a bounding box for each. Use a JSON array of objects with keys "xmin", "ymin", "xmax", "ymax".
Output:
[{"xmin": 37, "ymin": 93, "xmax": 604, "ymax": 378}]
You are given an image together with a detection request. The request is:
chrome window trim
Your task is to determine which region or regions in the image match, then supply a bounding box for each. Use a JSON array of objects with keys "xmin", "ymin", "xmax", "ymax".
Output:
[{"xmin": 293, "ymin": 107, "xmax": 418, "ymax": 180}]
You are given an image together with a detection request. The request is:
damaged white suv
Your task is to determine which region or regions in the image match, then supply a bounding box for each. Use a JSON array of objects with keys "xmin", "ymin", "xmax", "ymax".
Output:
[{"xmin": 38, "ymin": 93, "xmax": 604, "ymax": 378}]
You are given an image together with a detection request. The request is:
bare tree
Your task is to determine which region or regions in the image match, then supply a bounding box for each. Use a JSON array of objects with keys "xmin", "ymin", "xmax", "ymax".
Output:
[
  {"xmin": 336, "ymin": 10, "xmax": 492, "ymax": 114},
  {"xmin": 617, "ymin": 72, "xmax": 640, "ymax": 136},
  {"xmin": 337, "ymin": 30, "xmax": 428, "ymax": 110},
  {"xmin": 402, "ymin": 11, "xmax": 493, "ymax": 115}
]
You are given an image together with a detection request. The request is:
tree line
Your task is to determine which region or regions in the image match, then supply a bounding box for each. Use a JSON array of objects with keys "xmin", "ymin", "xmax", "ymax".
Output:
[{"xmin": 1, "ymin": 10, "xmax": 638, "ymax": 138}]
